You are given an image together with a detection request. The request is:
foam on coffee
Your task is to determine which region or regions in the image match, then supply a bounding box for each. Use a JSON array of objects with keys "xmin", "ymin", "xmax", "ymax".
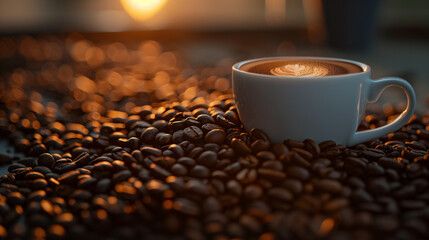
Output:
[{"xmin": 240, "ymin": 59, "xmax": 364, "ymax": 77}]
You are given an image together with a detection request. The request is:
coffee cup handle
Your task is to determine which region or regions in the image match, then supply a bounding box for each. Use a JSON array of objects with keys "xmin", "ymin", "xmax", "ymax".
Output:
[{"xmin": 349, "ymin": 77, "xmax": 416, "ymax": 146}]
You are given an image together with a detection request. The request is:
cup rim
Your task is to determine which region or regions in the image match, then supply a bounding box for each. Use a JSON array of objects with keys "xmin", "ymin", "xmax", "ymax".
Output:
[{"xmin": 232, "ymin": 56, "xmax": 371, "ymax": 79}]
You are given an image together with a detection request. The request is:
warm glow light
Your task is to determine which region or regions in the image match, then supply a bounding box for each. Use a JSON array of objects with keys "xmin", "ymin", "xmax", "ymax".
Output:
[{"xmin": 121, "ymin": 0, "xmax": 167, "ymax": 21}]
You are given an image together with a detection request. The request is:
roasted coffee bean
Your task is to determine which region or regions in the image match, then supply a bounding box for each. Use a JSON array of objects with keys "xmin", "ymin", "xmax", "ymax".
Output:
[
  {"xmin": 286, "ymin": 166, "xmax": 310, "ymax": 181},
  {"xmin": 58, "ymin": 170, "xmax": 80, "ymax": 184},
  {"xmin": 282, "ymin": 179, "xmax": 303, "ymax": 195},
  {"xmin": 366, "ymin": 162, "xmax": 385, "ymax": 176},
  {"xmin": 258, "ymin": 168, "xmax": 286, "ymax": 182},
  {"xmin": 173, "ymin": 198, "xmax": 200, "ymax": 216},
  {"xmin": 190, "ymin": 165, "xmax": 210, "ymax": 178},
  {"xmin": 197, "ymin": 151, "xmax": 217, "ymax": 169},
  {"xmin": 32, "ymin": 166, "xmax": 52, "ymax": 175},
  {"xmin": 32, "ymin": 179, "xmax": 48, "ymax": 189},
  {"xmin": 38, "ymin": 153, "xmax": 55, "ymax": 167},
  {"xmin": 170, "ymin": 163, "xmax": 188, "ymax": 176},
  {"xmin": 201, "ymin": 123, "xmax": 222, "ymax": 133},
  {"xmin": 314, "ymin": 179, "xmax": 342, "ymax": 194},
  {"xmin": 141, "ymin": 147, "xmax": 162, "ymax": 157},
  {"xmin": 249, "ymin": 128, "xmax": 270, "ymax": 142},
  {"xmin": 290, "ymin": 151, "xmax": 311, "ymax": 168},
  {"xmin": 112, "ymin": 170, "xmax": 132, "ymax": 183},
  {"xmin": 149, "ymin": 163, "xmax": 171, "ymax": 179},
  {"xmin": 189, "ymin": 147, "xmax": 203, "ymax": 159},
  {"xmin": 271, "ymin": 143, "xmax": 289, "ymax": 157},
  {"xmin": 284, "ymin": 139, "xmax": 305, "ymax": 149},
  {"xmin": 121, "ymin": 152, "xmax": 137, "ymax": 165},
  {"xmin": 52, "ymin": 162, "xmax": 77, "ymax": 174},
  {"xmin": 7, "ymin": 163, "xmax": 26, "ymax": 173},
  {"xmin": 236, "ymin": 168, "xmax": 257, "ymax": 184},
  {"xmin": 197, "ymin": 114, "xmax": 215, "ymax": 124},
  {"xmin": 168, "ymin": 144, "xmax": 185, "ymax": 157},
  {"xmin": 203, "ymin": 143, "xmax": 220, "ymax": 152},
  {"xmin": 92, "ymin": 161, "xmax": 113, "ymax": 172},
  {"xmin": 231, "ymin": 138, "xmax": 251, "ymax": 155},
  {"xmin": 368, "ymin": 178, "xmax": 390, "ymax": 195},
  {"xmin": 185, "ymin": 179, "xmax": 210, "ymax": 196},
  {"xmin": 140, "ymin": 127, "xmax": 159, "ymax": 143},
  {"xmin": 25, "ymin": 171, "xmax": 45, "ymax": 180},
  {"xmin": 323, "ymin": 198, "xmax": 348, "ymax": 212},
  {"xmin": 268, "ymin": 188, "xmax": 293, "ymax": 202},
  {"xmin": 243, "ymin": 184, "xmax": 263, "ymax": 199},
  {"xmin": 177, "ymin": 157, "xmax": 196, "ymax": 167},
  {"xmin": 183, "ymin": 126, "xmax": 203, "ymax": 141},
  {"xmin": 227, "ymin": 180, "xmax": 242, "ymax": 195},
  {"xmin": 204, "ymin": 129, "xmax": 226, "ymax": 144}
]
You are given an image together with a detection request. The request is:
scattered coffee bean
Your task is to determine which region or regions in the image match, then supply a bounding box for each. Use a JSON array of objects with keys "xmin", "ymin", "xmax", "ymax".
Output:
[{"xmin": 2, "ymin": 37, "xmax": 429, "ymax": 240}]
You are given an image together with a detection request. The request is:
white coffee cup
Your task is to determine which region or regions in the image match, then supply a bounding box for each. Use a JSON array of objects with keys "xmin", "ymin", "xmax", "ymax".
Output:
[{"xmin": 232, "ymin": 57, "xmax": 416, "ymax": 146}]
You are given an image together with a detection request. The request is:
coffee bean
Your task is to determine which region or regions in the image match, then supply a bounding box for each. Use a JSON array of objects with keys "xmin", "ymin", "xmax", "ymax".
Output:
[
  {"xmin": 394, "ymin": 185, "xmax": 416, "ymax": 199},
  {"xmin": 366, "ymin": 162, "xmax": 385, "ymax": 176},
  {"xmin": 58, "ymin": 170, "xmax": 80, "ymax": 184},
  {"xmin": 197, "ymin": 151, "xmax": 217, "ymax": 169},
  {"xmin": 168, "ymin": 144, "xmax": 185, "ymax": 157},
  {"xmin": 173, "ymin": 198, "xmax": 200, "ymax": 216},
  {"xmin": 183, "ymin": 126, "xmax": 203, "ymax": 141},
  {"xmin": 115, "ymin": 182, "xmax": 137, "ymax": 200},
  {"xmin": 77, "ymin": 177, "xmax": 97, "ymax": 189},
  {"xmin": 351, "ymin": 189, "xmax": 373, "ymax": 203},
  {"xmin": 268, "ymin": 188, "xmax": 293, "ymax": 202},
  {"xmin": 323, "ymin": 198, "xmax": 348, "ymax": 212},
  {"xmin": 32, "ymin": 179, "xmax": 48, "ymax": 189},
  {"xmin": 170, "ymin": 163, "xmax": 188, "ymax": 176},
  {"xmin": 189, "ymin": 147, "xmax": 203, "ymax": 159},
  {"xmin": 92, "ymin": 161, "xmax": 113, "ymax": 172},
  {"xmin": 258, "ymin": 168, "xmax": 286, "ymax": 182},
  {"xmin": 243, "ymin": 184, "xmax": 263, "ymax": 199},
  {"xmin": 284, "ymin": 139, "xmax": 305, "ymax": 149},
  {"xmin": 113, "ymin": 170, "xmax": 132, "ymax": 183},
  {"xmin": 226, "ymin": 180, "xmax": 242, "ymax": 195},
  {"xmin": 286, "ymin": 166, "xmax": 310, "ymax": 181},
  {"xmin": 231, "ymin": 138, "xmax": 251, "ymax": 155},
  {"xmin": 185, "ymin": 179, "xmax": 210, "ymax": 196},
  {"xmin": 202, "ymin": 196, "xmax": 222, "ymax": 213},
  {"xmin": 249, "ymin": 128, "xmax": 270, "ymax": 142},
  {"xmin": 290, "ymin": 152, "xmax": 311, "ymax": 168},
  {"xmin": 190, "ymin": 165, "xmax": 210, "ymax": 178},
  {"xmin": 140, "ymin": 127, "xmax": 158, "ymax": 143},
  {"xmin": 25, "ymin": 171, "xmax": 45, "ymax": 180},
  {"xmin": 236, "ymin": 168, "xmax": 257, "ymax": 184},
  {"xmin": 373, "ymin": 215, "xmax": 398, "ymax": 232},
  {"xmin": 314, "ymin": 179, "xmax": 342, "ymax": 194},
  {"xmin": 261, "ymin": 160, "xmax": 283, "ymax": 170},
  {"xmin": 177, "ymin": 157, "xmax": 196, "ymax": 167},
  {"xmin": 201, "ymin": 123, "xmax": 222, "ymax": 133},
  {"xmin": 304, "ymin": 139, "xmax": 320, "ymax": 156},
  {"xmin": 204, "ymin": 129, "xmax": 226, "ymax": 144},
  {"xmin": 141, "ymin": 147, "xmax": 162, "ymax": 157},
  {"xmin": 149, "ymin": 163, "xmax": 171, "ymax": 179},
  {"xmin": 32, "ymin": 166, "xmax": 52, "ymax": 175},
  {"xmin": 256, "ymin": 151, "xmax": 276, "ymax": 161},
  {"xmin": 0, "ymin": 152, "xmax": 12, "ymax": 165},
  {"xmin": 368, "ymin": 178, "xmax": 390, "ymax": 195}
]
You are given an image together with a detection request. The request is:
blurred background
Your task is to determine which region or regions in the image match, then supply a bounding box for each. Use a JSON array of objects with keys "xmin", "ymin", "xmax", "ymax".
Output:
[{"xmin": 0, "ymin": 0, "xmax": 429, "ymax": 109}]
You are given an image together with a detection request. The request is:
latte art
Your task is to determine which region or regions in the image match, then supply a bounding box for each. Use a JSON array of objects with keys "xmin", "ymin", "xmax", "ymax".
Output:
[
  {"xmin": 240, "ymin": 59, "xmax": 364, "ymax": 77},
  {"xmin": 270, "ymin": 64, "xmax": 329, "ymax": 77}
]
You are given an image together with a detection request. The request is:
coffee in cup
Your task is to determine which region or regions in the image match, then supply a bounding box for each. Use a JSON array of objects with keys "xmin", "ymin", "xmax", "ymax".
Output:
[
  {"xmin": 232, "ymin": 57, "xmax": 416, "ymax": 146},
  {"xmin": 240, "ymin": 59, "xmax": 363, "ymax": 77}
]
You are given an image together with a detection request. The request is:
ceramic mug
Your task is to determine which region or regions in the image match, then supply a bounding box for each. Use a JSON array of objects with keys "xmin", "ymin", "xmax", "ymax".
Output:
[{"xmin": 232, "ymin": 57, "xmax": 416, "ymax": 146}]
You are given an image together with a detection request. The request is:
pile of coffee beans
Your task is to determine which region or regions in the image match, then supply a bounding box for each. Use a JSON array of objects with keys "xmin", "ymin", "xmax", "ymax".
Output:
[{"xmin": 1, "ymin": 34, "xmax": 429, "ymax": 240}]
